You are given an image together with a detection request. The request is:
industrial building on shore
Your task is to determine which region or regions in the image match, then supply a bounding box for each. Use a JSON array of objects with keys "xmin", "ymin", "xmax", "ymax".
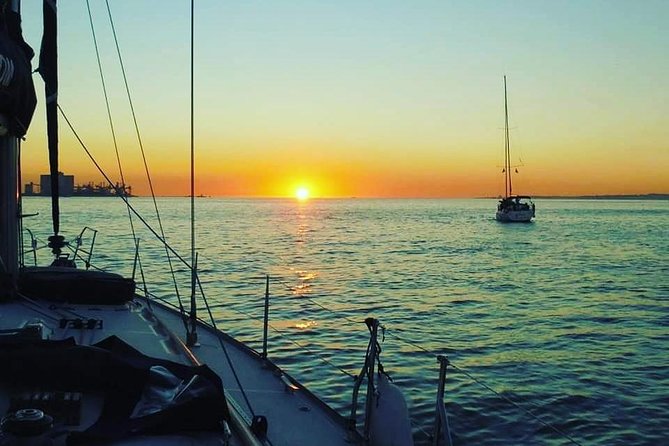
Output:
[{"xmin": 24, "ymin": 172, "xmax": 132, "ymax": 197}]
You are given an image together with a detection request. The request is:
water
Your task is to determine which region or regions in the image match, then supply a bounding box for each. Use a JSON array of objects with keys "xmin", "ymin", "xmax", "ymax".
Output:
[{"xmin": 20, "ymin": 197, "xmax": 669, "ymax": 445}]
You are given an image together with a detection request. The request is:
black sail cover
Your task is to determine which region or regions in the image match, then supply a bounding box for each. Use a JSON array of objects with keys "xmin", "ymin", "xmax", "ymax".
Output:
[
  {"xmin": 0, "ymin": 2, "xmax": 37, "ymax": 137},
  {"xmin": 0, "ymin": 336, "xmax": 231, "ymax": 442}
]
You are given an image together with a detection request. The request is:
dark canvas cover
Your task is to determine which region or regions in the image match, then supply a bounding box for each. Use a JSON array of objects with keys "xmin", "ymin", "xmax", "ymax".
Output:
[
  {"xmin": 0, "ymin": 6, "xmax": 36, "ymax": 137},
  {"xmin": 0, "ymin": 335, "xmax": 230, "ymax": 443}
]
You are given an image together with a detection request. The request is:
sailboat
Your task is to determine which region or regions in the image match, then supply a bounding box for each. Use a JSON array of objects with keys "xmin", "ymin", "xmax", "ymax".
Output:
[
  {"xmin": 0, "ymin": 2, "xmax": 416, "ymax": 445},
  {"xmin": 495, "ymin": 76, "xmax": 535, "ymax": 223}
]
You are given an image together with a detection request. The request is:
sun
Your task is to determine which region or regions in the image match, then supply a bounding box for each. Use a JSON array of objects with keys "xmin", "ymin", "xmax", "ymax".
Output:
[{"xmin": 295, "ymin": 187, "xmax": 310, "ymax": 201}]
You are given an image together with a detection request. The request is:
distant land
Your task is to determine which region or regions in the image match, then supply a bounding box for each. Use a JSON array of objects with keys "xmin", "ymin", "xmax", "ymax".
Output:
[
  {"xmin": 484, "ymin": 194, "xmax": 668, "ymax": 200},
  {"xmin": 535, "ymin": 194, "xmax": 668, "ymax": 200}
]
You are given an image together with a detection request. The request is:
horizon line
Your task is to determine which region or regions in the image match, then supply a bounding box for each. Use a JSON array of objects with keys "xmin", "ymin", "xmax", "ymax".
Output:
[{"xmin": 23, "ymin": 193, "xmax": 669, "ymax": 200}]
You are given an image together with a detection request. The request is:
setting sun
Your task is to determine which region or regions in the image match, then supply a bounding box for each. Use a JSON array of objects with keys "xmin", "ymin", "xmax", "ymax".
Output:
[{"xmin": 295, "ymin": 187, "xmax": 310, "ymax": 201}]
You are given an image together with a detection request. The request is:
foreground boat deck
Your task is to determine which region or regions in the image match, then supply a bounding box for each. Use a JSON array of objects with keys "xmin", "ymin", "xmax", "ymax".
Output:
[
  {"xmin": 0, "ymin": 295, "xmax": 360, "ymax": 445},
  {"xmin": 148, "ymin": 298, "xmax": 357, "ymax": 446}
]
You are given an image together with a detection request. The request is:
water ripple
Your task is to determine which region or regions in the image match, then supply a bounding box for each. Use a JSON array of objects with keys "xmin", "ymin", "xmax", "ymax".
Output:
[{"xmin": 20, "ymin": 197, "xmax": 669, "ymax": 445}]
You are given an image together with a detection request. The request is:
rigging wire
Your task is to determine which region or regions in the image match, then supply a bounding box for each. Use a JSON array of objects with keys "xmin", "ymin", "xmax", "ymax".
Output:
[
  {"xmin": 57, "ymin": 105, "xmax": 192, "ymax": 273},
  {"xmin": 103, "ymin": 0, "xmax": 188, "ymax": 332},
  {"xmin": 72, "ymin": 240, "xmax": 582, "ymax": 446},
  {"xmin": 136, "ymin": 248, "xmax": 151, "ymax": 312},
  {"xmin": 63, "ymin": 244, "xmax": 104, "ymax": 272},
  {"xmin": 189, "ymin": 0, "xmax": 197, "ymax": 334},
  {"xmin": 84, "ymin": 0, "xmax": 137, "ymax": 250},
  {"xmin": 273, "ymin": 274, "xmax": 584, "ymax": 445},
  {"xmin": 65, "ymin": 3, "xmax": 260, "ymax": 420},
  {"xmin": 57, "ymin": 14, "xmax": 575, "ymax": 442},
  {"xmin": 71, "ymin": 241, "xmax": 584, "ymax": 446},
  {"xmin": 195, "ymin": 272, "xmax": 258, "ymax": 418}
]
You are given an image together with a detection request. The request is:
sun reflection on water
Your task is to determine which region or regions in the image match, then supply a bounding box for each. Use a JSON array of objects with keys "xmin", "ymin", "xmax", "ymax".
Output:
[
  {"xmin": 291, "ymin": 282, "xmax": 312, "ymax": 296},
  {"xmin": 294, "ymin": 320, "xmax": 318, "ymax": 330},
  {"xmin": 286, "ymin": 268, "xmax": 319, "ymax": 296}
]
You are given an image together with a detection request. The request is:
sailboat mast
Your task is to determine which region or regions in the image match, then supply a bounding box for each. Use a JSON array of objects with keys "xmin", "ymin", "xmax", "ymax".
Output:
[
  {"xmin": 0, "ymin": 131, "xmax": 19, "ymax": 283},
  {"xmin": 0, "ymin": 0, "xmax": 22, "ymax": 288},
  {"xmin": 504, "ymin": 75, "xmax": 512, "ymax": 198}
]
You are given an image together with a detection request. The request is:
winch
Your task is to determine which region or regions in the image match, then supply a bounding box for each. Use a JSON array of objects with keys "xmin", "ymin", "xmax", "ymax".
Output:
[{"xmin": 0, "ymin": 408, "xmax": 54, "ymax": 446}]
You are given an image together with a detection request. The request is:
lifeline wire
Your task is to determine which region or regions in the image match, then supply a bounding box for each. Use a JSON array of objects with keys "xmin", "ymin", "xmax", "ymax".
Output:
[
  {"xmin": 382, "ymin": 329, "xmax": 584, "ymax": 446},
  {"xmin": 223, "ymin": 302, "xmax": 357, "ymax": 380},
  {"xmin": 270, "ymin": 272, "xmax": 583, "ymax": 446}
]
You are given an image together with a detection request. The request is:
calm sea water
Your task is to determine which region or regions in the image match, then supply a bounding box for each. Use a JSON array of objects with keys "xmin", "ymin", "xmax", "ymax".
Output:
[{"xmin": 20, "ymin": 197, "xmax": 669, "ymax": 445}]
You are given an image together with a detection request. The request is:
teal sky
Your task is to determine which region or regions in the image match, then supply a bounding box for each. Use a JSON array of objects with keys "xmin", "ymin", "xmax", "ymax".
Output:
[{"xmin": 18, "ymin": 1, "xmax": 669, "ymax": 197}]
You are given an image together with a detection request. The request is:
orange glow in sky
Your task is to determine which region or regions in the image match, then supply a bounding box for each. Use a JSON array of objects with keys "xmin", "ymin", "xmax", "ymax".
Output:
[{"xmin": 17, "ymin": 2, "xmax": 669, "ymax": 198}]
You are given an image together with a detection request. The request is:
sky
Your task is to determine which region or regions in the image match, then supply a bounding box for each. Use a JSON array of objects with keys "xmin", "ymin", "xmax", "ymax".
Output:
[{"xmin": 17, "ymin": 1, "xmax": 669, "ymax": 198}]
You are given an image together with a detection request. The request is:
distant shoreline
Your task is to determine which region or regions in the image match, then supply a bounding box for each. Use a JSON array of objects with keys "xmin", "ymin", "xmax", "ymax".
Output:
[
  {"xmin": 23, "ymin": 194, "xmax": 669, "ymax": 200},
  {"xmin": 479, "ymin": 194, "xmax": 668, "ymax": 200},
  {"xmin": 524, "ymin": 194, "xmax": 668, "ymax": 200}
]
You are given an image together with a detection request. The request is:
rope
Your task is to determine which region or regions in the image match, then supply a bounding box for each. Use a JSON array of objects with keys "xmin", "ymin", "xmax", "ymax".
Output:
[
  {"xmin": 147, "ymin": 254, "xmax": 588, "ymax": 445},
  {"xmin": 17, "ymin": 291, "xmax": 87, "ymax": 321},
  {"xmin": 26, "ymin": 163, "xmax": 583, "ymax": 446},
  {"xmin": 15, "ymin": 295, "xmax": 61, "ymax": 322}
]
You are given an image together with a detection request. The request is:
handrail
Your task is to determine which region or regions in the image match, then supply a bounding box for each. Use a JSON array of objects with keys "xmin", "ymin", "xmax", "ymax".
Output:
[
  {"xmin": 72, "ymin": 226, "xmax": 98, "ymax": 270},
  {"xmin": 22, "ymin": 228, "xmax": 38, "ymax": 266},
  {"xmin": 432, "ymin": 355, "xmax": 453, "ymax": 446},
  {"xmin": 348, "ymin": 317, "xmax": 380, "ymax": 442}
]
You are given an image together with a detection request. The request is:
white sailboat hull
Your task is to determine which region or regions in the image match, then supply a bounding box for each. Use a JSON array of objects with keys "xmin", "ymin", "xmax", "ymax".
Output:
[
  {"xmin": 495, "ymin": 76, "xmax": 536, "ymax": 222},
  {"xmin": 495, "ymin": 209, "xmax": 534, "ymax": 222}
]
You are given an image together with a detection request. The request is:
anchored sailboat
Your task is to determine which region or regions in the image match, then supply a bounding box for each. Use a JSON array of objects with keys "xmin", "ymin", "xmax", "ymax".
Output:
[
  {"xmin": 0, "ymin": 1, "xmax": 417, "ymax": 445},
  {"xmin": 495, "ymin": 76, "xmax": 535, "ymax": 223}
]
